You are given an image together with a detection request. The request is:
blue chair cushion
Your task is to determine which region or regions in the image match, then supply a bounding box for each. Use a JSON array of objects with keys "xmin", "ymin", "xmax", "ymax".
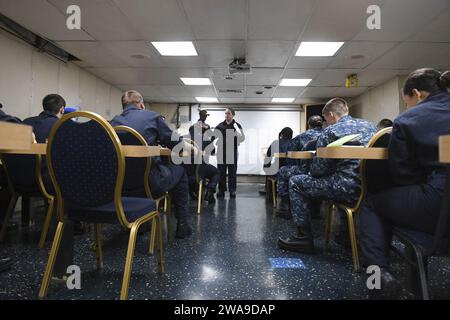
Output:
[{"xmin": 68, "ymin": 197, "xmax": 157, "ymax": 224}]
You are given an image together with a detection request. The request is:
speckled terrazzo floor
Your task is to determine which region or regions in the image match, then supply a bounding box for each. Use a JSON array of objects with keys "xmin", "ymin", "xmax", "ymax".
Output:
[{"xmin": 1, "ymin": 183, "xmax": 450, "ymax": 300}]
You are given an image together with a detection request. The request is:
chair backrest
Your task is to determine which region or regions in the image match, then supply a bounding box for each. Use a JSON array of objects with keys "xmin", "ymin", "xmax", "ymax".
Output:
[
  {"xmin": 47, "ymin": 111, "xmax": 128, "ymax": 225},
  {"xmin": 352, "ymin": 127, "xmax": 393, "ymax": 211},
  {"xmin": 114, "ymin": 126, "xmax": 151, "ymax": 198}
]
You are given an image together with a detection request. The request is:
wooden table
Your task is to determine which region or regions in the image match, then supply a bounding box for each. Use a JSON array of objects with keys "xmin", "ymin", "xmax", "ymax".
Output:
[
  {"xmin": 273, "ymin": 151, "xmax": 314, "ymax": 159},
  {"xmin": 0, "ymin": 143, "xmax": 172, "ymax": 158},
  {"xmin": 316, "ymin": 146, "xmax": 388, "ymax": 160},
  {"xmin": 439, "ymin": 135, "xmax": 450, "ymax": 164},
  {"xmin": 0, "ymin": 122, "xmax": 33, "ymax": 151}
]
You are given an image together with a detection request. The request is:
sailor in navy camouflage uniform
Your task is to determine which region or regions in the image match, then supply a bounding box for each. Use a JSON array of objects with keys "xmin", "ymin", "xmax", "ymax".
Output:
[
  {"xmin": 278, "ymin": 98, "xmax": 377, "ymax": 253},
  {"xmin": 275, "ymin": 116, "xmax": 323, "ymax": 219}
]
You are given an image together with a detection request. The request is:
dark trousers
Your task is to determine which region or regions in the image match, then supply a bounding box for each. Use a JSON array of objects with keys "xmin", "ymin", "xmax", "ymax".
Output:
[
  {"xmin": 218, "ymin": 163, "xmax": 237, "ymax": 193},
  {"xmin": 149, "ymin": 163, "xmax": 189, "ymax": 221},
  {"xmin": 360, "ymin": 183, "xmax": 442, "ymax": 267}
]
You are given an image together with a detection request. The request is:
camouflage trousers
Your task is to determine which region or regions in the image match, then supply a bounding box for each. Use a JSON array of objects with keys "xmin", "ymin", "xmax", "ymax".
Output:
[
  {"xmin": 289, "ymin": 173, "xmax": 361, "ymax": 227},
  {"xmin": 276, "ymin": 165, "xmax": 306, "ymax": 197}
]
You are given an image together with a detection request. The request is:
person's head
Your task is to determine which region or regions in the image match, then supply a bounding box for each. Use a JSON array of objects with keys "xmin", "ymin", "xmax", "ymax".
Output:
[
  {"xmin": 225, "ymin": 107, "xmax": 235, "ymax": 122},
  {"xmin": 43, "ymin": 94, "xmax": 66, "ymax": 119},
  {"xmin": 322, "ymin": 98, "xmax": 349, "ymax": 125},
  {"xmin": 402, "ymin": 68, "xmax": 447, "ymax": 108},
  {"xmin": 279, "ymin": 127, "xmax": 293, "ymax": 140},
  {"xmin": 307, "ymin": 115, "xmax": 323, "ymax": 130},
  {"xmin": 121, "ymin": 90, "xmax": 145, "ymax": 110},
  {"xmin": 441, "ymin": 71, "xmax": 450, "ymax": 93},
  {"xmin": 199, "ymin": 109, "xmax": 209, "ymax": 122},
  {"xmin": 377, "ymin": 118, "xmax": 393, "ymax": 130}
]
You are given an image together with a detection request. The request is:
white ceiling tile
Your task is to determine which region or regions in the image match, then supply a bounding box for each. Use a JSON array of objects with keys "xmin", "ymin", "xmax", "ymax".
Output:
[
  {"xmin": 286, "ymin": 57, "xmax": 333, "ymax": 69},
  {"xmin": 248, "ymin": 0, "xmax": 315, "ymax": 40},
  {"xmin": 246, "ymin": 86, "xmax": 275, "ymax": 98},
  {"xmin": 113, "ymin": 0, "xmax": 194, "ymax": 40},
  {"xmin": 213, "ymin": 74, "xmax": 245, "ymax": 90},
  {"xmin": 245, "ymin": 98, "xmax": 272, "ymax": 104},
  {"xmin": 408, "ymin": 8, "xmax": 450, "ymax": 42},
  {"xmin": 334, "ymin": 87, "xmax": 369, "ymax": 98},
  {"xmin": 354, "ymin": 0, "xmax": 449, "ymax": 41},
  {"xmin": 357, "ymin": 69, "xmax": 411, "ymax": 87},
  {"xmin": 245, "ymin": 68, "xmax": 284, "ymax": 86},
  {"xmin": 302, "ymin": 0, "xmax": 384, "ymax": 41},
  {"xmin": 48, "ymin": 0, "xmax": 139, "ymax": 40},
  {"xmin": 247, "ymin": 41, "xmax": 296, "ymax": 68},
  {"xmin": 56, "ymin": 41, "xmax": 129, "ymax": 67},
  {"xmin": 99, "ymin": 41, "xmax": 165, "ymax": 67},
  {"xmin": 273, "ymin": 87, "xmax": 306, "ymax": 98},
  {"xmin": 219, "ymin": 98, "xmax": 246, "ymax": 104},
  {"xmin": 311, "ymin": 69, "xmax": 359, "ymax": 87},
  {"xmin": 328, "ymin": 41, "xmax": 397, "ymax": 69},
  {"xmin": 300, "ymin": 87, "xmax": 338, "ymax": 98},
  {"xmin": 181, "ymin": 0, "xmax": 247, "ymax": 39},
  {"xmin": 283, "ymin": 69, "xmax": 321, "ymax": 79},
  {"xmin": 0, "ymin": 0, "xmax": 93, "ymax": 40},
  {"xmin": 157, "ymin": 85, "xmax": 216, "ymax": 97},
  {"xmin": 368, "ymin": 42, "xmax": 449, "ymax": 69}
]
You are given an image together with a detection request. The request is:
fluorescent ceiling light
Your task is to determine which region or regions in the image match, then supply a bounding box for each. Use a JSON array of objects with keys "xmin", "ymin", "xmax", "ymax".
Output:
[
  {"xmin": 151, "ymin": 41, "xmax": 198, "ymax": 56},
  {"xmin": 180, "ymin": 77, "xmax": 211, "ymax": 86},
  {"xmin": 296, "ymin": 42, "xmax": 344, "ymax": 57},
  {"xmin": 196, "ymin": 97, "xmax": 218, "ymax": 103},
  {"xmin": 279, "ymin": 78, "xmax": 312, "ymax": 87},
  {"xmin": 272, "ymin": 98, "xmax": 295, "ymax": 103}
]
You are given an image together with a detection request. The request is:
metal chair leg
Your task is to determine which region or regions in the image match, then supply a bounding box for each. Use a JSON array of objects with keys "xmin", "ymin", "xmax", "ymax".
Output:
[
  {"xmin": 0, "ymin": 193, "xmax": 18, "ymax": 241},
  {"xmin": 166, "ymin": 195, "xmax": 171, "ymax": 241},
  {"xmin": 120, "ymin": 222, "xmax": 140, "ymax": 300},
  {"xmin": 345, "ymin": 208, "xmax": 360, "ymax": 272},
  {"xmin": 271, "ymin": 180, "xmax": 277, "ymax": 208},
  {"xmin": 39, "ymin": 221, "xmax": 65, "ymax": 299},
  {"xmin": 94, "ymin": 224, "xmax": 103, "ymax": 269},
  {"xmin": 412, "ymin": 247, "xmax": 430, "ymax": 300},
  {"xmin": 149, "ymin": 219, "xmax": 156, "ymax": 254},
  {"xmin": 197, "ymin": 180, "xmax": 203, "ymax": 215},
  {"xmin": 156, "ymin": 215, "xmax": 164, "ymax": 273},
  {"xmin": 38, "ymin": 197, "xmax": 54, "ymax": 249},
  {"xmin": 324, "ymin": 202, "xmax": 333, "ymax": 250}
]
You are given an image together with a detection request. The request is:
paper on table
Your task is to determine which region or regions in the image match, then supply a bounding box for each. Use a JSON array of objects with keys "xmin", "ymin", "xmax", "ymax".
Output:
[{"xmin": 327, "ymin": 134, "xmax": 361, "ymax": 147}]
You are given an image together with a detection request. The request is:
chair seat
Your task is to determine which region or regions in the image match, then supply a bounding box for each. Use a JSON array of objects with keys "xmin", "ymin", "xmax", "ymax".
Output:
[
  {"xmin": 394, "ymin": 227, "xmax": 434, "ymax": 251},
  {"xmin": 68, "ymin": 197, "xmax": 157, "ymax": 224}
]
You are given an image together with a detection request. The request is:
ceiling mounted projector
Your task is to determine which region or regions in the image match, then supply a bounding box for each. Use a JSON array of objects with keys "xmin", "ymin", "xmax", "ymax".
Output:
[{"xmin": 228, "ymin": 58, "xmax": 252, "ymax": 75}]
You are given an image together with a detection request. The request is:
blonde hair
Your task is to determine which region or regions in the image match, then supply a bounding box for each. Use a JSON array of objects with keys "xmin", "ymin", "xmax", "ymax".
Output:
[
  {"xmin": 323, "ymin": 97, "xmax": 349, "ymax": 116},
  {"xmin": 122, "ymin": 90, "xmax": 144, "ymax": 108}
]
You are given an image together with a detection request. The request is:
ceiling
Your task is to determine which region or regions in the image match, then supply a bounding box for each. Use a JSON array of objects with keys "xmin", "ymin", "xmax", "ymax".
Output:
[{"xmin": 1, "ymin": 0, "xmax": 449, "ymax": 104}]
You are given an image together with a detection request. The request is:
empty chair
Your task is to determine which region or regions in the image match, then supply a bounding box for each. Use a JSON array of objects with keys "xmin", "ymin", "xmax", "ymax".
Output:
[{"xmin": 38, "ymin": 111, "xmax": 163, "ymax": 300}]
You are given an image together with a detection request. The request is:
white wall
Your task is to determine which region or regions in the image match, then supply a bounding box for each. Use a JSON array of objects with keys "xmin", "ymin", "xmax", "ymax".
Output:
[
  {"xmin": 350, "ymin": 76, "xmax": 407, "ymax": 123},
  {"xmin": 0, "ymin": 29, "xmax": 123, "ymax": 120}
]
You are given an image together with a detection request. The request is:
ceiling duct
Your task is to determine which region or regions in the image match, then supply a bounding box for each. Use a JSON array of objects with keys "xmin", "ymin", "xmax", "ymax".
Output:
[{"xmin": 0, "ymin": 12, "xmax": 79, "ymax": 63}]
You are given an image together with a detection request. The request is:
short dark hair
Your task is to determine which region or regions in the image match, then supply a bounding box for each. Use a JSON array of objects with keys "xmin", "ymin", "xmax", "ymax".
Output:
[
  {"xmin": 403, "ymin": 68, "xmax": 446, "ymax": 97},
  {"xmin": 308, "ymin": 115, "xmax": 323, "ymax": 129},
  {"xmin": 279, "ymin": 127, "xmax": 293, "ymax": 140},
  {"xmin": 441, "ymin": 71, "xmax": 450, "ymax": 90},
  {"xmin": 323, "ymin": 98, "xmax": 349, "ymax": 116},
  {"xmin": 377, "ymin": 118, "xmax": 393, "ymax": 129},
  {"xmin": 43, "ymin": 94, "xmax": 66, "ymax": 114},
  {"xmin": 226, "ymin": 107, "xmax": 235, "ymax": 116}
]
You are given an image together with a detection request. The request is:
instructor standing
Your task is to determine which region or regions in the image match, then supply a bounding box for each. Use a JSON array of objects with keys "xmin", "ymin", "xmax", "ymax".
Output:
[{"xmin": 215, "ymin": 107, "xmax": 245, "ymax": 198}]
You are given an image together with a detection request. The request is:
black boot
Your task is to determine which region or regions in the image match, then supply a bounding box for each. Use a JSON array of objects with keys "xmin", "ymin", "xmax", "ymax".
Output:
[
  {"xmin": 275, "ymin": 196, "xmax": 291, "ymax": 219},
  {"xmin": 367, "ymin": 267, "xmax": 406, "ymax": 300},
  {"xmin": 175, "ymin": 221, "xmax": 192, "ymax": 239},
  {"xmin": 277, "ymin": 226, "xmax": 315, "ymax": 253},
  {"xmin": 205, "ymin": 188, "xmax": 216, "ymax": 203},
  {"xmin": 217, "ymin": 190, "xmax": 225, "ymax": 198}
]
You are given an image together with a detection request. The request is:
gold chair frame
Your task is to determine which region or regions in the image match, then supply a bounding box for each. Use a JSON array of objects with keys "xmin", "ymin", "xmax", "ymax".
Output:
[
  {"xmin": 38, "ymin": 111, "xmax": 163, "ymax": 300},
  {"xmin": 323, "ymin": 127, "xmax": 392, "ymax": 272}
]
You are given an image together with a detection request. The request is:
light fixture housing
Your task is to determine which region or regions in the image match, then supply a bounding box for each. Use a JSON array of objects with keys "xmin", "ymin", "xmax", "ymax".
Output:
[
  {"xmin": 151, "ymin": 41, "xmax": 198, "ymax": 56},
  {"xmin": 279, "ymin": 78, "xmax": 312, "ymax": 87},
  {"xmin": 195, "ymin": 97, "xmax": 219, "ymax": 103},
  {"xmin": 295, "ymin": 42, "xmax": 344, "ymax": 57},
  {"xmin": 272, "ymin": 98, "xmax": 295, "ymax": 103},
  {"xmin": 180, "ymin": 77, "xmax": 211, "ymax": 86}
]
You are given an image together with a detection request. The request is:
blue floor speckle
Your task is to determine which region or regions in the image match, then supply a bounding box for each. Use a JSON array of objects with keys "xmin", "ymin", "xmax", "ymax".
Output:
[{"xmin": 1, "ymin": 184, "xmax": 449, "ymax": 300}]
